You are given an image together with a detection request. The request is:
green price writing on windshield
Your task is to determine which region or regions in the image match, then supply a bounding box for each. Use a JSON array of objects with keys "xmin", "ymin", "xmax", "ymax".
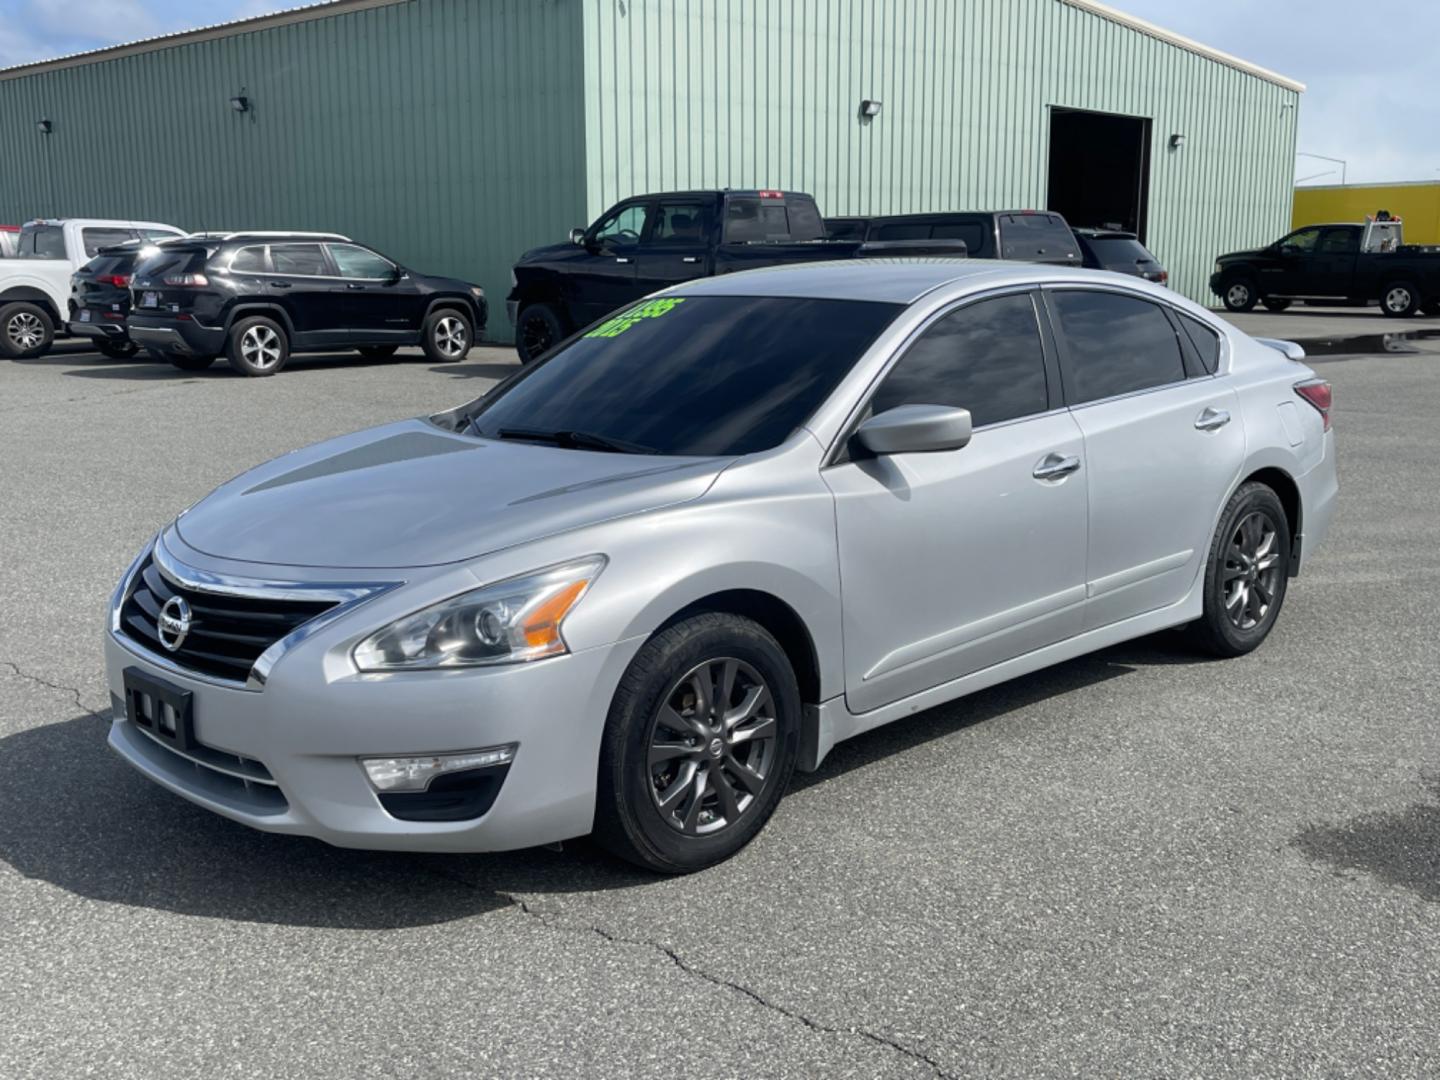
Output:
[{"xmin": 585, "ymin": 297, "xmax": 686, "ymax": 338}]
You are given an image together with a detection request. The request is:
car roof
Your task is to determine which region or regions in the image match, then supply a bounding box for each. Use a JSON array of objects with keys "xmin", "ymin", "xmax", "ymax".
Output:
[
  {"xmin": 23, "ymin": 218, "xmax": 181, "ymax": 231},
  {"xmin": 1071, "ymin": 228, "xmax": 1139, "ymax": 239},
  {"xmin": 672, "ymin": 259, "xmax": 1133, "ymax": 304}
]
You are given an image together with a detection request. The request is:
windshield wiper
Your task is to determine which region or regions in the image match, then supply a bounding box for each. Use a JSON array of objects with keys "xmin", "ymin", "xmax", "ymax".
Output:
[{"xmin": 494, "ymin": 427, "xmax": 659, "ymax": 455}]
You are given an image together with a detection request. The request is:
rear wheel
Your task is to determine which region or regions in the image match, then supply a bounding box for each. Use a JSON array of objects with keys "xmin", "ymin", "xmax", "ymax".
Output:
[
  {"xmin": 595, "ymin": 613, "xmax": 800, "ymax": 873},
  {"xmin": 97, "ymin": 338, "xmax": 140, "ymax": 359},
  {"xmin": 1221, "ymin": 278, "xmax": 1258, "ymax": 313},
  {"xmin": 422, "ymin": 308, "xmax": 471, "ymax": 363},
  {"xmin": 169, "ymin": 353, "xmax": 217, "ymax": 372},
  {"xmin": 1380, "ymin": 281, "xmax": 1420, "ymax": 318},
  {"xmin": 357, "ymin": 345, "xmax": 399, "ymax": 359},
  {"xmin": 515, "ymin": 303, "xmax": 564, "ymax": 364},
  {"xmin": 1261, "ymin": 297, "xmax": 1293, "ymax": 312},
  {"xmin": 0, "ymin": 302, "xmax": 55, "ymax": 359},
  {"xmin": 227, "ymin": 316, "xmax": 289, "ymax": 376},
  {"xmin": 1189, "ymin": 482, "xmax": 1291, "ymax": 657}
]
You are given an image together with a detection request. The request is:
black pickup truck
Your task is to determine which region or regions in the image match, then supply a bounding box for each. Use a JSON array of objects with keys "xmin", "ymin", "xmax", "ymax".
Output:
[
  {"xmin": 506, "ymin": 189, "xmax": 962, "ymax": 361},
  {"xmin": 1211, "ymin": 217, "xmax": 1440, "ymax": 317}
]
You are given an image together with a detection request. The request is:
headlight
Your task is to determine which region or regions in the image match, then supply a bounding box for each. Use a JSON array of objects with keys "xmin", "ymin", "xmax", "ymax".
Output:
[
  {"xmin": 353, "ymin": 556, "xmax": 606, "ymax": 671},
  {"xmin": 1214, "ymin": 261, "xmax": 1223, "ymax": 274},
  {"xmin": 469, "ymin": 284, "xmax": 485, "ymax": 298}
]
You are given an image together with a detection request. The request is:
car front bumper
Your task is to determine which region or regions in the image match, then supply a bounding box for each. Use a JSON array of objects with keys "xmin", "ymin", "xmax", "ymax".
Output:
[{"xmin": 103, "ymin": 541, "xmax": 644, "ymax": 853}]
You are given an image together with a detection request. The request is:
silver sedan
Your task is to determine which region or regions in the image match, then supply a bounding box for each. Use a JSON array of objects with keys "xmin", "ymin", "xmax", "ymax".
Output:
[{"xmin": 104, "ymin": 261, "xmax": 1338, "ymax": 871}]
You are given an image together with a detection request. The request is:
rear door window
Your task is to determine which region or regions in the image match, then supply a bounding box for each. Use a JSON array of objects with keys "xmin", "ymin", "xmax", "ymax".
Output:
[
  {"xmin": 998, "ymin": 214, "xmax": 1081, "ymax": 262},
  {"xmin": 646, "ymin": 202, "xmax": 713, "ymax": 245},
  {"xmin": 869, "ymin": 293, "xmax": 1051, "ymax": 427},
  {"xmin": 270, "ymin": 244, "xmax": 328, "ymax": 276},
  {"xmin": 1051, "ymin": 290, "xmax": 1187, "ymax": 403},
  {"xmin": 1317, "ymin": 228, "xmax": 1359, "ymax": 255},
  {"xmin": 18, "ymin": 225, "xmax": 65, "ymax": 259},
  {"xmin": 229, "ymin": 246, "xmax": 268, "ymax": 273},
  {"xmin": 82, "ymin": 227, "xmax": 138, "ymax": 256}
]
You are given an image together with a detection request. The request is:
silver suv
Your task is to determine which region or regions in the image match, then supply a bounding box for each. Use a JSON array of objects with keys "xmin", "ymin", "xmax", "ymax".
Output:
[{"xmin": 106, "ymin": 261, "xmax": 1338, "ymax": 872}]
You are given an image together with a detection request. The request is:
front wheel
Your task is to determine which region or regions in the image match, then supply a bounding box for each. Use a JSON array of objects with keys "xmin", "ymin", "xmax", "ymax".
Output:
[
  {"xmin": 97, "ymin": 338, "xmax": 140, "ymax": 359},
  {"xmin": 422, "ymin": 308, "xmax": 471, "ymax": 362},
  {"xmin": 1220, "ymin": 279, "xmax": 1258, "ymax": 313},
  {"xmin": 1380, "ymin": 281, "xmax": 1420, "ymax": 318},
  {"xmin": 0, "ymin": 302, "xmax": 55, "ymax": 359},
  {"xmin": 1189, "ymin": 482, "xmax": 1291, "ymax": 657},
  {"xmin": 1261, "ymin": 297, "xmax": 1292, "ymax": 313},
  {"xmin": 514, "ymin": 303, "xmax": 564, "ymax": 364},
  {"xmin": 595, "ymin": 613, "xmax": 800, "ymax": 873},
  {"xmin": 227, "ymin": 316, "xmax": 289, "ymax": 376}
]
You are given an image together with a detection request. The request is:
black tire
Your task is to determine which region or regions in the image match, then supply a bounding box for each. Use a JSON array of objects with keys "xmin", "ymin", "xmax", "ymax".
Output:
[
  {"xmin": 515, "ymin": 303, "xmax": 564, "ymax": 364},
  {"xmin": 357, "ymin": 345, "xmax": 399, "ymax": 359},
  {"xmin": 1261, "ymin": 297, "xmax": 1293, "ymax": 313},
  {"xmin": 1219, "ymin": 278, "xmax": 1259, "ymax": 313},
  {"xmin": 226, "ymin": 315, "xmax": 289, "ymax": 376},
  {"xmin": 96, "ymin": 338, "xmax": 140, "ymax": 359},
  {"xmin": 169, "ymin": 353, "xmax": 217, "ymax": 372},
  {"xmin": 0, "ymin": 301, "xmax": 55, "ymax": 359},
  {"xmin": 1188, "ymin": 482, "xmax": 1292, "ymax": 658},
  {"xmin": 1380, "ymin": 280, "xmax": 1421, "ymax": 318},
  {"xmin": 595, "ymin": 612, "xmax": 801, "ymax": 873},
  {"xmin": 421, "ymin": 307, "xmax": 472, "ymax": 363}
]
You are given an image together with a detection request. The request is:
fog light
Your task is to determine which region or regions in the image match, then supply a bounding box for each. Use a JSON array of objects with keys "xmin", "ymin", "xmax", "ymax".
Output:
[{"xmin": 361, "ymin": 744, "xmax": 517, "ymax": 792}]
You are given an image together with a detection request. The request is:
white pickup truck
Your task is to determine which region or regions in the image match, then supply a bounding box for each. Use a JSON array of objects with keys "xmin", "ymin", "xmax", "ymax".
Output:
[{"xmin": 1, "ymin": 218, "xmax": 185, "ymax": 359}]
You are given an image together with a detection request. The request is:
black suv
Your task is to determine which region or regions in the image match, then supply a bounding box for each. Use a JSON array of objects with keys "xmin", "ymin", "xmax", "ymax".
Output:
[
  {"xmin": 69, "ymin": 239, "xmax": 153, "ymax": 358},
  {"xmin": 128, "ymin": 232, "xmax": 486, "ymax": 376},
  {"xmin": 1072, "ymin": 228, "xmax": 1168, "ymax": 284}
]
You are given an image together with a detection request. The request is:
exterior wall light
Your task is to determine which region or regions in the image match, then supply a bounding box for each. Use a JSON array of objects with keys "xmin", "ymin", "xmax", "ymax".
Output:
[
  {"xmin": 230, "ymin": 94, "xmax": 250, "ymax": 113},
  {"xmin": 859, "ymin": 99, "xmax": 882, "ymax": 118},
  {"xmin": 1169, "ymin": 133, "xmax": 1185, "ymax": 149},
  {"xmin": 37, "ymin": 119, "xmax": 52, "ymax": 134}
]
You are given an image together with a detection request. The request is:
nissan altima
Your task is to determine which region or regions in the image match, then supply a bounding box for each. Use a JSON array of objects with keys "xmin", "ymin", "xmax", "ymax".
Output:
[{"xmin": 105, "ymin": 261, "xmax": 1338, "ymax": 872}]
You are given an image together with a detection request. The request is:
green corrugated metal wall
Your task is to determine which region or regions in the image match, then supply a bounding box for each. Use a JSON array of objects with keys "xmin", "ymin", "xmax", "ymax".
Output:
[
  {"xmin": 1, "ymin": 0, "xmax": 1298, "ymax": 334},
  {"xmin": 580, "ymin": 0, "xmax": 1300, "ymax": 303},
  {"xmin": 0, "ymin": 0, "xmax": 586, "ymax": 342}
]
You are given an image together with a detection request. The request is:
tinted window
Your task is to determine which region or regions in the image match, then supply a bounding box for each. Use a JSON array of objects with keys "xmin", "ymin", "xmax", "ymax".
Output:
[
  {"xmin": 1052, "ymin": 291, "xmax": 1186, "ymax": 403},
  {"xmin": 1084, "ymin": 236, "xmax": 1156, "ymax": 267},
  {"xmin": 869, "ymin": 294, "xmax": 1049, "ymax": 427},
  {"xmin": 931, "ymin": 222, "xmax": 987, "ymax": 252},
  {"xmin": 471, "ymin": 296, "xmax": 901, "ymax": 456},
  {"xmin": 648, "ymin": 202, "xmax": 712, "ymax": 245},
  {"xmin": 329, "ymin": 244, "xmax": 394, "ymax": 278},
  {"xmin": 270, "ymin": 244, "xmax": 327, "ymax": 276},
  {"xmin": 998, "ymin": 214, "xmax": 1081, "ymax": 261},
  {"xmin": 785, "ymin": 197, "xmax": 825, "ymax": 241},
  {"xmin": 1317, "ymin": 227, "xmax": 1358, "ymax": 254},
  {"xmin": 1279, "ymin": 227, "xmax": 1321, "ymax": 253},
  {"xmin": 140, "ymin": 228, "xmax": 182, "ymax": 242},
  {"xmin": 1177, "ymin": 312, "xmax": 1222, "ymax": 375},
  {"xmin": 135, "ymin": 247, "xmax": 211, "ymax": 281},
  {"xmin": 592, "ymin": 203, "xmax": 649, "ymax": 246},
  {"xmin": 723, "ymin": 198, "xmax": 797, "ymax": 243},
  {"xmin": 873, "ymin": 223, "xmax": 931, "ymax": 241},
  {"xmin": 18, "ymin": 225, "xmax": 65, "ymax": 259},
  {"xmin": 826, "ymin": 219, "xmax": 868, "ymax": 241},
  {"xmin": 81, "ymin": 253, "xmax": 136, "ymax": 276},
  {"xmin": 82, "ymin": 227, "xmax": 137, "ymax": 256},
  {"xmin": 229, "ymin": 246, "xmax": 268, "ymax": 273}
]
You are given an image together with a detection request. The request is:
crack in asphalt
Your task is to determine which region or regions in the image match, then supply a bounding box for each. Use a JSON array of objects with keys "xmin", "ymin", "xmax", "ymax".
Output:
[
  {"xmin": 498, "ymin": 891, "xmax": 960, "ymax": 1079},
  {"xmin": 1, "ymin": 660, "xmax": 108, "ymax": 723}
]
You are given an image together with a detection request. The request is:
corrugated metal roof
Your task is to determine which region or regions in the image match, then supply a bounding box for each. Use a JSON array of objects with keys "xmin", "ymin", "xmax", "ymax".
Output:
[{"xmin": 0, "ymin": 0, "xmax": 413, "ymax": 80}]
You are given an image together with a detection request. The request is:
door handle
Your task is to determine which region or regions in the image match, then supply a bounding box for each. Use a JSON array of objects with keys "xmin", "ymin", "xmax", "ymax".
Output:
[
  {"xmin": 346, "ymin": 283, "xmax": 366, "ymax": 290},
  {"xmin": 1195, "ymin": 406, "xmax": 1231, "ymax": 432},
  {"xmin": 1032, "ymin": 452, "xmax": 1082, "ymax": 481},
  {"xmin": 615, "ymin": 256, "xmax": 631, "ymax": 264},
  {"xmin": 682, "ymin": 256, "xmax": 700, "ymax": 264},
  {"xmin": 271, "ymin": 281, "xmax": 291, "ymax": 289}
]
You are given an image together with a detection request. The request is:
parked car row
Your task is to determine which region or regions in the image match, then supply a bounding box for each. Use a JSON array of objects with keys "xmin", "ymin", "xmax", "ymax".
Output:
[{"xmin": 0, "ymin": 217, "xmax": 486, "ymax": 374}]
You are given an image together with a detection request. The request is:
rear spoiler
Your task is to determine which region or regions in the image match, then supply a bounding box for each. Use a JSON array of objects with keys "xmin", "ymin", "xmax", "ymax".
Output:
[
  {"xmin": 856, "ymin": 238, "xmax": 968, "ymax": 259},
  {"xmin": 1255, "ymin": 337, "xmax": 1306, "ymax": 361}
]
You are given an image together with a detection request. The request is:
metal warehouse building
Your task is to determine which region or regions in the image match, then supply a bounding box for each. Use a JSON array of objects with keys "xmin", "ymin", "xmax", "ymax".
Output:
[{"xmin": 0, "ymin": 0, "xmax": 1302, "ymax": 339}]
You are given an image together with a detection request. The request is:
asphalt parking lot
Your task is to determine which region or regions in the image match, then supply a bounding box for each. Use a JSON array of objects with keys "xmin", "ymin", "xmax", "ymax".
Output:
[{"xmin": 2, "ymin": 310, "xmax": 1439, "ymax": 1079}]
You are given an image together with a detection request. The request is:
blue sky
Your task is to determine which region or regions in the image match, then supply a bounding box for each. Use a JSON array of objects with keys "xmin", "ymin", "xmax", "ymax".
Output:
[{"xmin": 2, "ymin": 0, "xmax": 1435, "ymax": 185}]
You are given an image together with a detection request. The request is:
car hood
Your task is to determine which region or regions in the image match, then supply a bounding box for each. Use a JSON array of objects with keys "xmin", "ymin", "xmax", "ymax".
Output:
[
  {"xmin": 1216, "ymin": 248, "xmax": 1263, "ymax": 263},
  {"xmin": 175, "ymin": 419, "xmax": 728, "ymax": 569}
]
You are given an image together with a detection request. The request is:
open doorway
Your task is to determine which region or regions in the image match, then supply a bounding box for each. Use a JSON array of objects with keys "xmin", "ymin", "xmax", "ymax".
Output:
[{"xmin": 1047, "ymin": 107, "xmax": 1152, "ymax": 240}]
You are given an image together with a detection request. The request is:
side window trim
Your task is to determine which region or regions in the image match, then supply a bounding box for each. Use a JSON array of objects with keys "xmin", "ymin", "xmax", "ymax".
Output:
[
  {"xmin": 1040, "ymin": 284, "xmax": 1198, "ymax": 409},
  {"xmin": 824, "ymin": 285, "xmax": 1062, "ymax": 467}
]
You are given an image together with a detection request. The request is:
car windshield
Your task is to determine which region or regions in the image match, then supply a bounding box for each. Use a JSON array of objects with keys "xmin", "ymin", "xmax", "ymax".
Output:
[
  {"xmin": 471, "ymin": 296, "xmax": 902, "ymax": 456},
  {"xmin": 1086, "ymin": 236, "xmax": 1155, "ymax": 264}
]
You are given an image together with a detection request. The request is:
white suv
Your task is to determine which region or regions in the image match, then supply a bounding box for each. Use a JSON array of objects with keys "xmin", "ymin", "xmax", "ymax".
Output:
[{"xmin": 0, "ymin": 218, "xmax": 184, "ymax": 359}]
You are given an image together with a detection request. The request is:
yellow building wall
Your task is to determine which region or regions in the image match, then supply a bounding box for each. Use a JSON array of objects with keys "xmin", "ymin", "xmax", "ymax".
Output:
[{"xmin": 1293, "ymin": 183, "xmax": 1440, "ymax": 243}]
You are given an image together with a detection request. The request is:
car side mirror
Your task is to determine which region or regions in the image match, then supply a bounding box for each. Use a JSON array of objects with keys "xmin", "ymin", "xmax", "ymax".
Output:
[
  {"xmin": 570, "ymin": 227, "xmax": 587, "ymax": 246},
  {"xmin": 853, "ymin": 404, "xmax": 973, "ymax": 456}
]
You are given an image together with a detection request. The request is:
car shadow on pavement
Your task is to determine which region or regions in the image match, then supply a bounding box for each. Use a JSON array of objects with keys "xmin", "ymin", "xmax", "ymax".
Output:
[
  {"xmin": 428, "ymin": 360, "xmax": 520, "ymax": 381},
  {"xmin": 1293, "ymin": 775, "xmax": 1440, "ymax": 903},
  {"xmin": 0, "ymin": 635, "xmax": 1198, "ymax": 930}
]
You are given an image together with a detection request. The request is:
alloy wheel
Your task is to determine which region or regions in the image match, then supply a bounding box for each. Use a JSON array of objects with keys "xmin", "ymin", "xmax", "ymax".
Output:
[
  {"xmin": 1384, "ymin": 286, "xmax": 1412, "ymax": 313},
  {"xmin": 7, "ymin": 312, "xmax": 44, "ymax": 351},
  {"xmin": 1226, "ymin": 282, "xmax": 1251, "ymax": 308},
  {"xmin": 1223, "ymin": 510, "xmax": 1282, "ymax": 630},
  {"xmin": 520, "ymin": 314, "xmax": 554, "ymax": 358},
  {"xmin": 647, "ymin": 657, "xmax": 778, "ymax": 836},
  {"xmin": 434, "ymin": 316, "xmax": 467, "ymax": 358},
  {"xmin": 240, "ymin": 325, "xmax": 282, "ymax": 370}
]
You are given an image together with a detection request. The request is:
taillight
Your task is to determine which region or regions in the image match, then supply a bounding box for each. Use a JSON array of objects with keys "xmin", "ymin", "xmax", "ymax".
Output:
[
  {"xmin": 97, "ymin": 273, "xmax": 131, "ymax": 288},
  {"xmin": 163, "ymin": 272, "xmax": 209, "ymax": 287},
  {"xmin": 1294, "ymin": 379, "xmax": 1332, "ymax": 431},
  {"xmin": 758, "ymin": 190, "xmax": 784, "ymax": 199}
]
